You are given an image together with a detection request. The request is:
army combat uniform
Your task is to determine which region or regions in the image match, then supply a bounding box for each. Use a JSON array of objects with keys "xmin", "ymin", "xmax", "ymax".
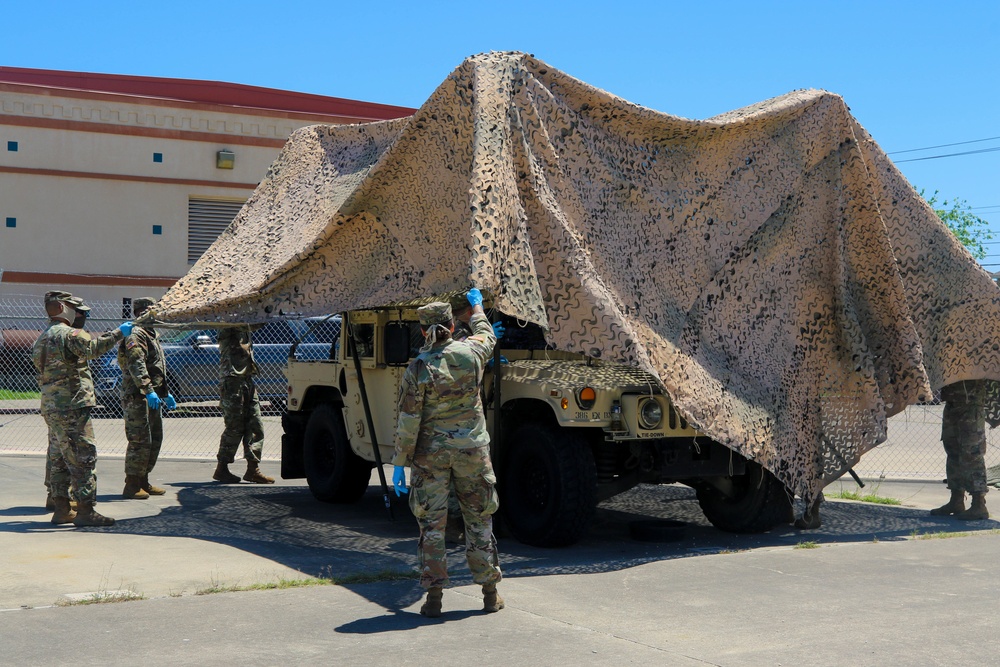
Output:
[
  {"xmin": 32, "ymin": 292, "xmax": 126, "ymax": 526},
  {"xmin": 213, "ymin": 325, "xmax": 273, "ymax": 483},
  {"xmin": 393, "ymin": 303, "xmax": 502, "ymax": 595},
  {"xmin": 118, "ymin": 298, "xmax": 167, "ymax": 498},
  {"xmin": 930, "ymin": 380, "xmax": 990, "ymax": 520}
]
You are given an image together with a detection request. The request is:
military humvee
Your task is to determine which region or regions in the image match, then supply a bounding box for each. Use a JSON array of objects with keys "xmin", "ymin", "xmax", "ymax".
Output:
[{"xmin": 281, "ymin": 305, "xmax": 792, "ymax": 547}]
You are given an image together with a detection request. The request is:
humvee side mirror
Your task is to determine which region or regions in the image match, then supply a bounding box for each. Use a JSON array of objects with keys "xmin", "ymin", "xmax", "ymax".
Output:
[{"xmin": 384, "ymin": 322, "xmax": 410, "ymax": 366}]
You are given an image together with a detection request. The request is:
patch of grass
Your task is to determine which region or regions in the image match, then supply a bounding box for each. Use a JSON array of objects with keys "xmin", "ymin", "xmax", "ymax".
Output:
[
  {"xmin": 829, "ymin": 481, "xmax": 901, "ymax": 506},
  {"xmin": 910, "ymin": 528, "xmax": 1000, "ymax": 540},
  {"xmin": 58, "ymin": 589, "xmax": 145, "ymax": 606},
  {"xmin": 195, "ymin": 569, "xmax": 418, "ymax": 596},
  {"xmin": 717, "ymin": 548, "xmax": 750, "ymax": 555},
  {"xmin": 0, "ymin": 389, "xmax": 39, "ymax": 400},
  {"xmin": 794, "ymin": 541, "xmax": 820, "ymax": 549}
]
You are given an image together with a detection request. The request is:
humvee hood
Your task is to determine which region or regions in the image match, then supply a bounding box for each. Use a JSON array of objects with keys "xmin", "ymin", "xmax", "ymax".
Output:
[{"xmin": 154, "ymin": 51, "xmax": 1000, "ymax": 500}]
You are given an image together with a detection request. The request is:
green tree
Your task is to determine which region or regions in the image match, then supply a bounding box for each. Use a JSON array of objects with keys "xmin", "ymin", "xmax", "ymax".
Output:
[{"xmin": 921, "ymin": 189, "xmax": 993, "ymax": 260}]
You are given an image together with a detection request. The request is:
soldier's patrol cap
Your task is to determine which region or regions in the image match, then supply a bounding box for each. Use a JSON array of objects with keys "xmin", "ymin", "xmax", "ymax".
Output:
[
  {"xmin": 44, "ymin": 290, "xmax": 90, "ymax": 312},
  {"xmin": 448, "ymin": 293, "xmax": 472, "ymax": 313},
  {"xmin": 417, "ymin": 302, "xmax": 453, "ymax": 326},
  {"xmin": 133, "ymin": 297, "xmax": 155, "ymax": 314}
]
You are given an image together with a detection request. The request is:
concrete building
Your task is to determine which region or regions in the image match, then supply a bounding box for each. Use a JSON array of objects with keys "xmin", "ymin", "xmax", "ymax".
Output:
[{"xmin": 0, "ymin": 66, "xmax": 413, "ymax": 306}]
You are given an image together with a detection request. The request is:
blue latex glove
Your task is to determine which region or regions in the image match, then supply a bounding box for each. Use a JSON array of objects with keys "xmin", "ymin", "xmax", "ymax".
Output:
[
  {"xmin": 486, "ymin": 355, "xmax": 509, "ymax": 370},
  {"xmin": 119, "ymin": 321, "xmax": 134, "ymax": 336},
  {"xmin": 392, "ymin": 465, "xmax": 408, "ymax": 497},
  {"xmin": 492, "ymin": 322, "xmax": 505, "ymax": 339},
  {"xmin": 467, "ymin": 288, "xmax": 483, "ymax": 307},
  {"xmin": 145, "ymin": 392, "xmax": 161, "ymax": 410},
  {"xmin": 164, "ymin": 394, "xmax": 177, "ymax": 410}
]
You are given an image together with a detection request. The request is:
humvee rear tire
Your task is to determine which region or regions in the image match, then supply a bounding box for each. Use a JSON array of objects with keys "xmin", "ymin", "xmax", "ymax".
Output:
[
  {"xmin": 499, "ymin": 420, "xmax": 597, "ymax": 548},
  {"xmin": 695, "ymin": 458, "xmax": 792, "ymax": 533},
  {"xmin": 303, "ymin": 404, "xmax": 373, "ymax": 503}
]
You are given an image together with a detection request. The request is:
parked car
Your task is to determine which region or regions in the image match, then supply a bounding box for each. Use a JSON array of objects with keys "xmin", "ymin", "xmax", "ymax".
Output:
[{"xmin": 93, "ymin": 317, "xmax": 340, "ymax": 413}]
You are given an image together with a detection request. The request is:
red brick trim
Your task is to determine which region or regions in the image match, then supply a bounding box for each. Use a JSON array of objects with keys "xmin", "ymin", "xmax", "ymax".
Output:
[
  {"xmin": 1, "ymin": 271, "xmax": 179, "ymax": 287},
  {"xmin": 0, "ymin": 165, "xmax": 258, "ymax": 190}
]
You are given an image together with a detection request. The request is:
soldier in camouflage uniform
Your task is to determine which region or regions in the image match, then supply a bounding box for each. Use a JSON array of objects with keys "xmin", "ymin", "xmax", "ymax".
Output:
[
  {"xmin": 392, "ymin": 289, "xmax": 503, "ymax": 618},
  {"xmin": 930, "ymin": 380, "xmax": 990, "ymax": 520},
  {"xmin": 212, "ymin": 324, "xmax": 274, "ymax": 484},
  {"xmin": 118, "ymin": 297, "xmax": 176, "ymax": 499},
  {"xmin": 32, "ymin": 291, "xmax": 133, "ymax": 527}
]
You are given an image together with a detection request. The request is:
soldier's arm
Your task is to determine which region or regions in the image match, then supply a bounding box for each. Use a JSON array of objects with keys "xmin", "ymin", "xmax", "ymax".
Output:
[
  {"xmin": 392, "ymin": 365, "xmax": 425, "ymax": 467},
  {"xmin": 65, "ymin": 327, "xmax": 124, "ymax": 360},
  {"xmin": 123, "ymin": 333, "xmax": 154, "ymax": 394},
  {"xmin": 465, "ymin": 312, "xmax": 497, "ymax": 365}
]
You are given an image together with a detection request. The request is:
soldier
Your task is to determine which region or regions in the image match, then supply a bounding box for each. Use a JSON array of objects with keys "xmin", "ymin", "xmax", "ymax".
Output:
[
  {"xmin": 392, "ymin": 289, "xmax": 503, "ymax": 618},
  {"xmin": 32, "ymin": 291, "xmax": 133, "ymax": 527},
  {"xmin": 212, "ymin": 324, "xmax": 274, "ymax": 484},
  {"xmin": 930, "ymin": 380, "xmax": 990, "ymax": 520},
  {"xmin": 444, "ymin": 294, "xmax": 505, "ymax": 544},
  {"xmin": 118, "ymin": 297, "xmax": 176, "ymax": 499}
]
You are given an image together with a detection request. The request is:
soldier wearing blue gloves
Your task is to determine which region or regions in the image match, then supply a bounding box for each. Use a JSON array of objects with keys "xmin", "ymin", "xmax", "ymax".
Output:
[
  {"xmin": 33, "ymin": 291, "xmax": 133, "ymax": 527},
  {"xmin": 392, "ymin": 288, "xmax": 504, "ymax": 618},
  {"xmin": 118, "ymin": 297, "xmax": 176, "ymax": 500}
]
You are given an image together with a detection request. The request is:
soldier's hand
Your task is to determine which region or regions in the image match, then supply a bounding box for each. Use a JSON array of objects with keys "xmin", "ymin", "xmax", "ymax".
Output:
[
  {"xmin": 145, "ymin": 392, "xmax": 162, "ymax": 410},
  {"xmin": 466, "ymin": 288, "xmax": 483, "ymax": 307},
  {"xmin": 492, "ymin": 322, "xmax": 505, "ymax": 339},
  {"xmin": 164, "ymin": 394, "xmax": 177, "ymax": 410},
  {"xmin": 120, "ymin": 321, "xmax": 134, "ymax": 337},
  {"xmin": 392, "ymin": 466, "xmax": 409, "ymax": 496}
]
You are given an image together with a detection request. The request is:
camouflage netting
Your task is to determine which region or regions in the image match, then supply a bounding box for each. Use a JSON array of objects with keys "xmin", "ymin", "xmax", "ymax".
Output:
[{"xmin": 154, "ymin": 51, "xmax": 1000, "ymax": 502}]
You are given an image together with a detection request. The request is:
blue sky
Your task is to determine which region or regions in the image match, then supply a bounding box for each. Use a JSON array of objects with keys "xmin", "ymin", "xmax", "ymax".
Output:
[{"xmin": 7, "ymin": 1, "xmax": 999, "ymax": 266}]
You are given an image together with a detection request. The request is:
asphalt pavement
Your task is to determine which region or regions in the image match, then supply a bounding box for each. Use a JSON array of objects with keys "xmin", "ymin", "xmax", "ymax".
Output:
[{"xmin": 3, "ymin": 453, "xmax": 1000, "ymax": 666}]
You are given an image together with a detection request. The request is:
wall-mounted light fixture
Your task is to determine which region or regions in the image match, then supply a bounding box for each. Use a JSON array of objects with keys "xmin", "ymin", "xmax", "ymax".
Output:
[{"xmin": 216, "ymin": 149, "xmax": 235, "ymax": 169}]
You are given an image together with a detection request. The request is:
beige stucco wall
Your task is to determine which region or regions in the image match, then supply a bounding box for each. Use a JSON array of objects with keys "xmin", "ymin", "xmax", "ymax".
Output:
[{"xmin": 0, "ymin": 84, "xmax": 357, "ymax": 303}]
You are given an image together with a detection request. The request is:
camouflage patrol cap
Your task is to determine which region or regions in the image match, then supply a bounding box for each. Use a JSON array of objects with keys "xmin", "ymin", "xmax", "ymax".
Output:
[
  {"xmin": 133, "ymin": 297, "xmax": 155, "ymax": 315},
  {"xmin": 43, "ymin": 290, "xmax": 90, "ymax": 312},
  {"xmin": 448, "ymin": 293, "xmax": 472, "ymax": 314},
  {"xmin": 417, "ymin": 302, "xmax": 453, "ymax": 326}
]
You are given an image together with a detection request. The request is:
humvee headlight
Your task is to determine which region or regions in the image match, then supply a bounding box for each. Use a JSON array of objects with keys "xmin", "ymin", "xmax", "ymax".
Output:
[
  {"xmin": 637, "ymin": 398, "xmax": 663, "ymax": 429},
  {"xmin": 576, "ymin": 386, "xmax": 597, "ymax": 410}
]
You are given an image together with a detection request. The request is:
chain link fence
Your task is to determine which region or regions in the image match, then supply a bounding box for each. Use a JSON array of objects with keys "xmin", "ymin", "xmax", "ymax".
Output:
[
  {"xmin": 0, "ymin": 295, "xmax": 341, "ymax": 462},
  {"xmin": 2, "ymin": 294, "xmax": 999, "ymax": 481}
]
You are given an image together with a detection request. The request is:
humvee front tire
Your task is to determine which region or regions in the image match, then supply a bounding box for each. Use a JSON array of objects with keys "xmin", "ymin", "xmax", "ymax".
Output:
[
  {"xmin": 499, "ymin": 420, "xmax": 598, "ymax": 548},
  {"xmin": 695, "ymin": 457, "xmax": 792, "ymax": 533},
  {"xmin": 303, "ymin": 404, "xmax": 373, "ymax": 503}
]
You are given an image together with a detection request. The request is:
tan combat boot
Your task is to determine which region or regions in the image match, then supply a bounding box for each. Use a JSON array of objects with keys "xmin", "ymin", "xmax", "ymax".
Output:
[
  {"xmin": 212, "ymin": 462, "xmax": 241, "ymax": 484},
  {"xmin": 483, "ymin": 583, "xmax": 505, "ymax": 613},
  {"xmin": 50, "ymin": 496, "xmax": 77, "ymax": 525},
  {"xmin": 73, "ymin": 502, "xmax": 115, "ymax": 527},
  {"xmin": 141, "ymin": 474, "xmax": 166, "ymax": 496},
  {"xmin": 420, "ymin": 587, "xmax": 443, "ymax": 618},
  {"xmin": 956, "ymin": 493, "xmax": 990, "ymax": 521},
  {"xmin": 930, "ymin": 489, "xmax": 966, "ymax": 516},
  {"xmin": 122, "ymin": 475, "xmax": 150, "ymax": 500},
  {"xmin": 243, "ymin": 462, "xmax": 275, "ymax": 484},
  {"xmin": 48, "ymin": 493, "xmax": 78, "ymax": 510}
]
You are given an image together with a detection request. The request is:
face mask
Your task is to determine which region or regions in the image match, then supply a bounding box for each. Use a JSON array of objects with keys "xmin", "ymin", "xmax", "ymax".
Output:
[{"xmin": 72, "ymin": 311, "xmax": 88, "ymax": 329}]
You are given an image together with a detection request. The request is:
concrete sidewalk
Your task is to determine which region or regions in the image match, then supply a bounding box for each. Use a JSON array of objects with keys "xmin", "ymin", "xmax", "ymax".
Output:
[{"xmin": 3, "ymin": 453, "xmax": 1000, "ymax": 666}]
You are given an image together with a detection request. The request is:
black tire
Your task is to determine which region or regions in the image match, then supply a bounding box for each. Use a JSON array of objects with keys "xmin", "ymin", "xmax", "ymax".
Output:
[
  {"xmin": 303, "ymin": 404, "xmax": 373, "ymax": 503},
  {"xmin": 695, "ymin": 457, "xmax": 793, "ymax": 533},
  {"xmin": 499, "ymin": 420, "xmax": 598, "ymax": 547}
]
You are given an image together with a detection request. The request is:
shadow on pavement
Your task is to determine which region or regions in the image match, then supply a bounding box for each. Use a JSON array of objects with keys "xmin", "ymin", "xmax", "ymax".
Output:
[{"xmin": 5, "ymin": 477, "xmax": 998, "ymax": 615}]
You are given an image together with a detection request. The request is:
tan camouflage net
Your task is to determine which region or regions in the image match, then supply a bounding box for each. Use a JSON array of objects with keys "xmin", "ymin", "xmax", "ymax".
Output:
[{"xmin": 154, "ymin": 51, "xmax": 1000, "ymax": 502}]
